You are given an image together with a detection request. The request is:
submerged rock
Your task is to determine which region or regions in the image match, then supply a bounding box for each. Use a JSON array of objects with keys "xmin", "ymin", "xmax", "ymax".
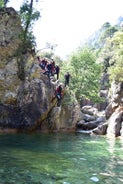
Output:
[{"xmin": 90, "ymin": 176, "xmax": 99, "ymax": 182}]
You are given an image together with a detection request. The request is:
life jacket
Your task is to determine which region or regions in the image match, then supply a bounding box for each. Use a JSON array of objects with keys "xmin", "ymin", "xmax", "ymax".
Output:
[{"xmin": 55, "ymin": 85, "xmax": 63, "ymax": 98}]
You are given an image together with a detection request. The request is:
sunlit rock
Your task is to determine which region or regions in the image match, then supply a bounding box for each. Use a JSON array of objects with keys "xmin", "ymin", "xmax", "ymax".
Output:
[{"xmin": 107, "ymin": 107, "xmax": 123, "ymax": 137}]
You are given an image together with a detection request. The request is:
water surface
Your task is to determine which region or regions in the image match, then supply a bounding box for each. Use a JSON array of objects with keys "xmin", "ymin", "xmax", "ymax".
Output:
[{"xmin": 0, "ymin": 132, "xmax": 123, "ymax": 184}]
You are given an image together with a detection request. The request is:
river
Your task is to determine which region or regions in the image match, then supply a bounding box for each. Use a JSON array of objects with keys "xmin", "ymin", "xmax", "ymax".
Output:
[{"xmin": 0, "ymin": 132, "xmax": 123, "ymax": 184}]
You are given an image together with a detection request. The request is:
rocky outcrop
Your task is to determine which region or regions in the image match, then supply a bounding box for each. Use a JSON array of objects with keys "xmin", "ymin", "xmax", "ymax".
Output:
[
  {"xmin": 77, "ymin": 67, "xmax": 123, "ymax": 137},
  {"xmin": 92, "ymin": 81, "xmax": 123, "ymax": 137},
  {"xmin": 0, "ymin": 7, "xmax": 81, "ymax": 132},
  {"xmin": 106, "ymin": 107, "xmax": 123, "ymax": 137},
  {"xmin": 105, "ymin": 81, "xmax": 123, "ymax": 137},
  {"xmin": 0, "ymin": 7, "xmax": 22, "ymax": 59},
  {"xmin": 0, "ymin": 73, "xmax": 56, "ymax": 131},
  {"xmin": 0, "ymin": 7, "xmax": 22, "ymax": 102},
  {"xmin": 76, "ymin": 105, "xmax": 106, "ymax": 133}
]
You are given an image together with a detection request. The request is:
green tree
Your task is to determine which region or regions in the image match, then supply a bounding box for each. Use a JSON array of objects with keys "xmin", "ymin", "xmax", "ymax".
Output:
[
  {"xmin": 97, "ymin": 37, "xmax": 115, "ymax": 72},
  {"xmin": 108, "ymin": 31, "xmax": 123, "ymax": 82},
  {"xmin": 100, "ymin": 22, "xmax": 118, "ymax": 40},
  {"xmin": 0, "ymin": 0, "xmax": 9, "ymax": 7},
  {"xmin": 62, "ymin": 47, "xmax": 102, "ymax": 102},
  {"xmin": 16, "ymin": 0, "xmax": 40, "ymax": 80},
  {"xmin": 19, "ymin": 0, "xmax": 40, "ymax": 48}
]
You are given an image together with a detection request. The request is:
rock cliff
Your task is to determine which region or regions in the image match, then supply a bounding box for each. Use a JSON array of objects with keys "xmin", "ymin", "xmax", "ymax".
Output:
[
  {"xmin": 0, "ymin": 7, "xmax": 81, "ymax": 132},
  {"xmin": 105, "ymin": 81, "xmax": 123, "ymax": 137},
  {"xmin": 2, "ymin": 7, "xmax": 123, "ymax": 137}
]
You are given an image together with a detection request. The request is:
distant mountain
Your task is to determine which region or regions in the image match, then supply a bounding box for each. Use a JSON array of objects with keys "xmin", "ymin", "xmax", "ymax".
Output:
[
  {"xmin": 115, "ymin": 16, "xmax": 123, "ymax": 26},
  {"xmin": 83, "ymin": 27, "xmax": 107, "ymax": 49},
  {"xmin": 83, "ymin": 16, "xmax": 123, "ymax": 49}
]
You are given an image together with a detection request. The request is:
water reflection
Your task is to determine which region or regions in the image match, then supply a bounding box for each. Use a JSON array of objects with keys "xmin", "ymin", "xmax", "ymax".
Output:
[
  {"xmin": 99, "ymin": 136, "xmax": 123, "ymax": 183},
  {"xmin": 106, "ymin": 136, "xmax": 116, "ymax": 154}
]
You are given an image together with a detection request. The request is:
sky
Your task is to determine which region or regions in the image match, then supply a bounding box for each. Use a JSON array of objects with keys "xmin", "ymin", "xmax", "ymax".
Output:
[{"xmin": 7, "ymin": 0, "xmax": 123, "ymax": 59}]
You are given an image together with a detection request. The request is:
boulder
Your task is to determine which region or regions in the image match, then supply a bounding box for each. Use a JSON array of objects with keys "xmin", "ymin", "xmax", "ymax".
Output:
[{"xmin": 107, "ymin": 107, "xmax": 123, "ymax": 137}]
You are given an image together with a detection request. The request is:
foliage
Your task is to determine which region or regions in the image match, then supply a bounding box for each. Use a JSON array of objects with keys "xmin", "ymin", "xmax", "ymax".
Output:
[
  {"xmin": 19, "ymin": 0, "xmax": 40, "ymax": 47},
  {"xmin": 97, "ymin": 37, "xmax": 115, "ymax": 73},
  {"xmin": 85, "ymin": 21, "xmax": 119, "ymax": 51},
  {"xmin": 0, "ymin": 0, "xmax": 4, "ymax": 7},
  {"xmin": 100, "ymin": 23, "xmax": 118, "ymax": 41},
  {"xmin": 61, "ymin": 47, "xmax": 102, "ymax": 102},
  {"xmin": 39, "ymin": 51, "xmax": 54, "ymax": 60},
  {"xmin": 36, "ymin": 42, "xmax": 58, "ymax": 59},
  {"xmin": 98, "ymin": 30, "xmax": 123, "ymax": 82},
  {"xmin": 52, "ymin": 55, "xmax": 63, "ymax": 64},
  {"xmin": 45, "ymin": 42, "xmax": 57, "ymax": 51},
  {"xmin": 108, "ymin": 31, "xmax": 123, "ymax": 82},
  {"xmin": 16, "ymin": 0, "xmax": 40, "ymax": 80},
  {"xmin": 0, "ymin": 0, "xmax": 9, "ymax": 7}
]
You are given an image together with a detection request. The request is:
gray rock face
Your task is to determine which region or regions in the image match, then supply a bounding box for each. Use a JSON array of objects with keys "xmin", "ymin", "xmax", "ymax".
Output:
[
  {"xmin": 106, "ymin": 108, "xmax": 123, "ymax": 137},
  {"xmin": 93, "ymin": 81, "xmax": 123, "ymax": 137},
  {"xmin": 0, "ymin": 7, "xmax": 22, "ymax": 102},
  {"xmin": 106, "ymin": 81, "xmax": 123, "ymax": 137},
  {"xmin": 76, "ymin": 105, "xmax": 106, "ymax": 132},
  {"xmin": 17, "ymin": 78, "xmax": 57, "ymax": 130},
  {"xmin": 0, "ymin": 7, "xmax": 22, "ymax": 59},
  {"xmin": 0, "ymin": 7, "xmax": 81, "ymax": 132}
]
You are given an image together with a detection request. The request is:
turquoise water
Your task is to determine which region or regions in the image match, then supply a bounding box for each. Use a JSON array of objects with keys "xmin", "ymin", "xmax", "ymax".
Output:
[{"xmin": 0, "ymin": 133, "xmax": 123, "ymax": 184}]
